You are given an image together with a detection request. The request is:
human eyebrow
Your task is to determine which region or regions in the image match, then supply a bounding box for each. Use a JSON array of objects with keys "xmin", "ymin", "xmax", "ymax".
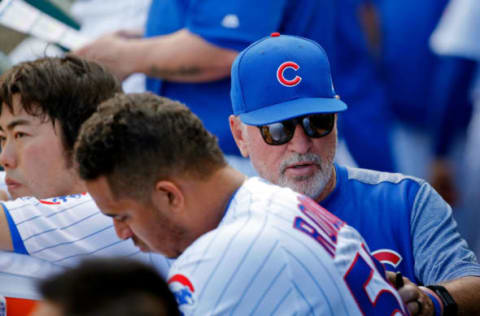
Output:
[{"xmin": 4, "ymin": 119, "xmax": 32, "ymax": 131}]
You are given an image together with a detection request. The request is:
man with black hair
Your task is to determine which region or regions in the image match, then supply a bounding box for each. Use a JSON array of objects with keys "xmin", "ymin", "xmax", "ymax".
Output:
[
  {"xmin": 0, "ymin": 56, "xmax": 170, "ymax": 311},
  {"xmin": 30, "ymin": 258, "xmax": 179, "ymax": 316},
  {"xmin": 0, "ymin": 55, "xmax": 120, "ymax": 199}
]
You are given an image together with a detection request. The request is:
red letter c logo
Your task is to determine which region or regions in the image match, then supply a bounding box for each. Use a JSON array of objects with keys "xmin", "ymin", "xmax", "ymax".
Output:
[{"xmin": 277, "ymin": 61, "xmax": 302, "ymax": 87}]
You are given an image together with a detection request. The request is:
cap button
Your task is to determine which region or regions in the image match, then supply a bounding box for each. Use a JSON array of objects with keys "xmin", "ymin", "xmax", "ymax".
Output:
[{"xmin": 270, "ymin": 32, "xmax": 280, "ymax": 37}]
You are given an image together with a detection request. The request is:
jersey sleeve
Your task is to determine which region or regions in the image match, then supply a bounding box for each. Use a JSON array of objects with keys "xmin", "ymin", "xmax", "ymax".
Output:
[
  {"xmin": 410, "ymin": 181, "xmax": 480, "ymax": 284},
  {"xmin": 184, "ymin": 0, "xmax": 289, "ymax": 51},
  {"xmin": 1, "ymin": 194, "xmax": 150, "ymax": 267}
]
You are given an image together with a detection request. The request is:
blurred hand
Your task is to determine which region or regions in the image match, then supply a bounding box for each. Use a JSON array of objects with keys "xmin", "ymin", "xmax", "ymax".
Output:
[
  {"xmin": 115, "ymin": 29, "xmax": 144, "ymax": 39},
  {"xmin": 430, "ymin": 158, "xmax": 458, "ymax": 206},
  {"xmin": 72, "ymin": 31, "xmax": 135, "ymax": 81},
  {"xmin": 386, "ymin": 271, "xmax": 434, "ymax": 316}
]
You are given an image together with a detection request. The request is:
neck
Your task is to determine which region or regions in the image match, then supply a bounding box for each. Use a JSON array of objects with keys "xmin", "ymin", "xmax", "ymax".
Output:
[
  {"xmin": 70, "ymin": 180, "xmax": 88, "ymax": 195},
  {"xmin": 203, "ymin": 167, "xmax": 246, "ymax": 228},
  {"xmin": 44, "ymin": 177, "xmax": 87, "ymax": 199},
  {"xmin": 61, "ymin": 166, "xmax": 88, "ymax": 196},
  {"xmin": 183, "ymin": 166, "xmax": 247, "ymax": 244},
  {"xmin": 315, "ymin": 166, "xmax": 336, "ymax": 203}
]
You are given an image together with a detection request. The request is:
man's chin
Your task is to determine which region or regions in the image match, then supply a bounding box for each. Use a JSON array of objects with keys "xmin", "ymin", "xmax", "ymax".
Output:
[
  {"xmin": 132, "ymin": 239, "xmax": 151, "ymax": 253},
  {"xmin": 280, "ymin": 174, "xmax": 315, "ymax": 188},
  {"xmin": 282, "ymin": 177, "xmax": 325, "ymax": 198},
  {"xmin": 9, "ymin": 189, "xmax": 29, "ymax": 200},
  {"xmin": 135, "ymin": 244, "xmax": 151, "ymax": 253}
]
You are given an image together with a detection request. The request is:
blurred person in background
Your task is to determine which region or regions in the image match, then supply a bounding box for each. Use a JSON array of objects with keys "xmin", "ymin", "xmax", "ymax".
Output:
[
  {"xmin": 362, "ymin": 0, "xmax": 475, "ymax": 208},
  {"xmin": 69, "ymin": 0, "xmax": 152, "ymax": 93},
  {"xmin": 429, "ymin": 0, "xmax": 480, "ymax": 257},
  {"xmin": 30, "ymin": 258, "xmax": 179, "ymax": 316},
  {"xmin": 74, "ymin": 0, "xmax": 403, "ymax": 174},
  {"xmin": 8, "ymin": 0, "xmax": 152, "ymax": 93},
  {"xmin": 332, "ymin": 0, "xmax": 397, "ymax": 172},
  {"xmin": 73, "ymin": 0, "xmax": 335, "ymax": 176}
]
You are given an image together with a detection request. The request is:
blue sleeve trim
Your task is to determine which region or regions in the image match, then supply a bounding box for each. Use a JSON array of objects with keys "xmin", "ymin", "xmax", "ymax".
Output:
[
  {"xmin": 2, "ymin": 203, "xmax": 28, "ymax": 254},
  {"xmin": 423, "ymin": 291, "xmax": 443, "ymax": 316}
]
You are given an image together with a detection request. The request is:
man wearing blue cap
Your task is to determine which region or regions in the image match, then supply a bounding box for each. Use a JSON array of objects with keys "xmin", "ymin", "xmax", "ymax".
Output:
[{"xmin": 229, "ymin": 34, "xmax": 480, "ymax": 316}]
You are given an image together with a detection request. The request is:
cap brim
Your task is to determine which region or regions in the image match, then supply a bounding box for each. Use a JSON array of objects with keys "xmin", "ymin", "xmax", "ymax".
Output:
[{"xmin": 238, "ymin": 97, "xmax": 347, "ymax": 126}]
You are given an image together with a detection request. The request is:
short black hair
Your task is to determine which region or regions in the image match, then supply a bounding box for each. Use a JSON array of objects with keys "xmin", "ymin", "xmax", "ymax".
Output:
[
  {"xmin": 0, "ymin": 55, "xmax": 122, "ymax": 161},
  {"xmin": 75, "ymin": 92, "xmax": 226, "ymax": 200},
  {"xmin": 38, "ymin": 258, "xmax": 180, "ymax": 316}
]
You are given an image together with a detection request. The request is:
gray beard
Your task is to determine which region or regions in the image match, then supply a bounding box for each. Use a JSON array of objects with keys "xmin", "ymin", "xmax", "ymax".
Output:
[{"xmin": 277, "ymin": 152, "xmax": 333, "ymax": 200}]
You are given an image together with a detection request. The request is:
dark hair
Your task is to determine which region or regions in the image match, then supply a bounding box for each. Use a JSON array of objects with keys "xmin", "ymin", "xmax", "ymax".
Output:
[
  {"xmin": 0, "ymin": 55, "xmax": 122, "ymax": 161},
  {"xmin": 75, "ymin": 92, "xmax": 226, "ymax": 200},
  {"xmin": 38, "ymin": 258, "xmax": 180, "ymax": 316}
]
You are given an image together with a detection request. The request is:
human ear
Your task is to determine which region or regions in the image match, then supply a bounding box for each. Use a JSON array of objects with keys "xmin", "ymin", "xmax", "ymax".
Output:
[
  {"xmin": 152, "ymin": 181, "xmax": 184, "ymax": 214},
  {"xmin": 229, "ymin": 115, "xmax": 249, "ymax": 158}
]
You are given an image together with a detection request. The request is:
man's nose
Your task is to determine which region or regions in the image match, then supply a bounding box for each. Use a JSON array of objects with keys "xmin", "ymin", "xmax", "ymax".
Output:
[
  {"xmin": 0, "ymin": 140, "xmax": 17, "ymax": 169},
  {"xmin": 286, "ymin": 124, "xmax": 312, "ymax": 154}
]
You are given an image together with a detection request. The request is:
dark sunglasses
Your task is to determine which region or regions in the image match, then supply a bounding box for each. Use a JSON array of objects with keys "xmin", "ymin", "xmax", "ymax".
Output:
[{"xmin": 258, "ymin": 113, "xmax": 335, "ymax": 145}]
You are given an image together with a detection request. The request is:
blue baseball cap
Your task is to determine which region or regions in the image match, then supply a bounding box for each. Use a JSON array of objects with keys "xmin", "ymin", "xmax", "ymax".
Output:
[{"xmin": 231, "ymin": 33, "xmax": 347, "ymax": 126}]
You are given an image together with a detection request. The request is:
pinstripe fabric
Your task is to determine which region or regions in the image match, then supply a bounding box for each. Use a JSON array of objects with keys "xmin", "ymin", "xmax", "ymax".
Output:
[
  {"xmin": 168, "ymin": 177, "xmax": 406, "ymax": 315},
  {"xmin": 0, "ymin": 172, "xmax": 65, "ymax": 300},
  {"xmin": 2, "ymin": 192, "xmax": 172, "ymax": 279},
  {"xmin": 0, "ymin": 252, "xmax": 62, "ymax": 300}
]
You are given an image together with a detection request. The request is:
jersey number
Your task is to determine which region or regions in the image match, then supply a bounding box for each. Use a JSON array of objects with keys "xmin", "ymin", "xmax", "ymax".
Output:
[
  {"xmin": 344, "ymin": 250, "xmax": 406, "ymax": 316},
  {"xmin": 294, "ymin": 216, "xmax": 406, "ymax": 315}
]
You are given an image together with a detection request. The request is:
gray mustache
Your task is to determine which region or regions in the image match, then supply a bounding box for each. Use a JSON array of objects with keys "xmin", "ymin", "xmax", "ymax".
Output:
[{"xmin": 280, "ymin": 153, "xmax": 322, "ymax": 174}]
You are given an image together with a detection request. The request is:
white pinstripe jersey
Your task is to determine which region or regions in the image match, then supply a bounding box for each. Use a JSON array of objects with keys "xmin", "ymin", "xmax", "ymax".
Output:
[
  {"xmin": 0, "ymin": 176, "xmax": 172, "ymax": 299},
  {"xmin": 0, "ymin": 171, "xmax": 63, "ymax": 300},
  {"xmin": 168, "ymin": 178, "xmax": 407, "ymax": 315},
  {"xmin": 0, "ymin": 251, "xmax": 62, "ymax": 300}
]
